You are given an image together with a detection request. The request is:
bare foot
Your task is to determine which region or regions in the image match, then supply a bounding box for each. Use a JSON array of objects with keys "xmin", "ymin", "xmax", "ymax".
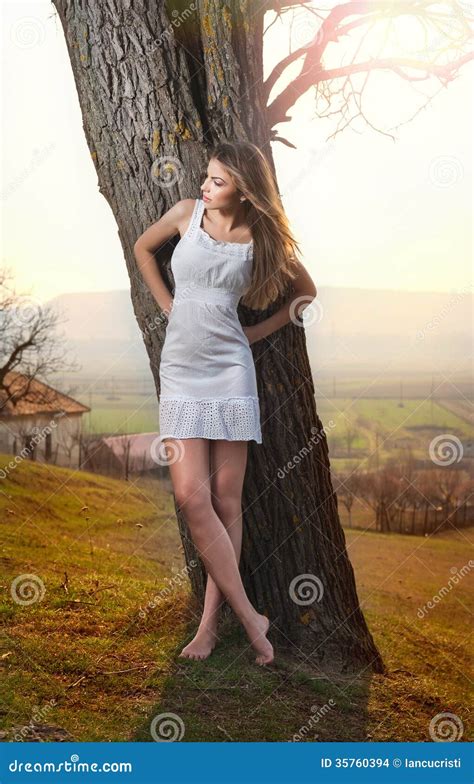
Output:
[
  {"xmin": 245, "ymin": 612, "xmax": 274, "ymax": 666},
  {"xmin": 178, "ymin": 625, "xmax": 218, "ymax": 661}
]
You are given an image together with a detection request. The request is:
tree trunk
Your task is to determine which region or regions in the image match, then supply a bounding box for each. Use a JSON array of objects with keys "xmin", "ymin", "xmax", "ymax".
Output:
[
  {"xmin": 51, "ymin": 0, "xmax": 384, "ymax": 674},
  {"xmin": 423, "ymin": 502, "xmax": 429, "ymax": 536}
]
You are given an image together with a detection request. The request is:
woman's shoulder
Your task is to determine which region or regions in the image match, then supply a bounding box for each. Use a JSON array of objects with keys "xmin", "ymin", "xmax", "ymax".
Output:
[{"xmin": 173, "ymin": 198, "xmax": 199, "ymax": 238}]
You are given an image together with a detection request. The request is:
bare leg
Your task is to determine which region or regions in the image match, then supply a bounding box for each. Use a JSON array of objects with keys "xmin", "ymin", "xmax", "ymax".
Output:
[
  {"xmin": 179, "ymin": 440, "xmax": 247, "ymax": 659},
  {"xmin": 164, "ymin": 437, "xmax": 273, "ymax": 665}
]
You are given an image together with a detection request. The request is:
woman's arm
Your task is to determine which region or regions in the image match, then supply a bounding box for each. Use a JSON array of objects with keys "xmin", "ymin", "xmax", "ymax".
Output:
[
  {"xmin": 247, "ymin": 260, "xmax": 318, "ymax": 344},
  {"xmin": 133, "ymin": 199, "xmax": 193, "ymax": 316}
]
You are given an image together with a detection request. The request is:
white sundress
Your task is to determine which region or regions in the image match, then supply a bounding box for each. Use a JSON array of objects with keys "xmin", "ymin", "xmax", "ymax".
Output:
[{"xmin": 158, "ymin": 197, "xmax": 262, "ymax": 444}]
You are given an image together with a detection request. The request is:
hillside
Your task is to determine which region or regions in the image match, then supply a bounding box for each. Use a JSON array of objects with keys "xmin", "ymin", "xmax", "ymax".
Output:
[{"xmin": 0, "ymin": 457, "xmax": 471, "ymax": 742}]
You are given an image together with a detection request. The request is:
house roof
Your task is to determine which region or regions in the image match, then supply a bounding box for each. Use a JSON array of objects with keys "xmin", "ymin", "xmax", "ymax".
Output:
[
  {"xmin": 0, "ymin": 370, "xmax": 90, "ymax": 418},
  {"xmin": 102, "ymin": 432, "xmax": 161, "ymax": 469},
  {"xmin": 87, "ymin": 432, "xmax": 162, "ymax": 472}
]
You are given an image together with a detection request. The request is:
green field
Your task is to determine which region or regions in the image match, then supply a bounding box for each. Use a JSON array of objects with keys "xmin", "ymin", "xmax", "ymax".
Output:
[
  {"xmin": 82, "ymin": 392, "xmax": 159, "ymax": 435},
  {"xmin": 318, "ymin": 398, "xmax": 471, "ymax": 436},
  {"xmin": 315, "ymin": 397, "xmax": 470, "ymax": 472},
  {"xmin": 1, "ymin": 455, "xmax": 471, "ymax": 742},
  {"xmin": 80, "ymin": 390, "xmax": 470, "ymax": 472}
]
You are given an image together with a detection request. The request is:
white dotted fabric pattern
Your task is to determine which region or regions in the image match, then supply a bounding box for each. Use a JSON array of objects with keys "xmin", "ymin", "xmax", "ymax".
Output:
[{"xmin": 159, "ymin": 396, "xmax": 262, "ymax": 443}]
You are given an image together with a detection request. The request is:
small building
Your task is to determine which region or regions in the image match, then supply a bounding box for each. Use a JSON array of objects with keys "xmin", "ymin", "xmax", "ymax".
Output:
[
  {"xmin": 81, "ymin": 432, "xmax": 168, "ymax": 479},
  {"xmin": 0, "ymin": 370, "xmax": 90, "ymax": 468}
]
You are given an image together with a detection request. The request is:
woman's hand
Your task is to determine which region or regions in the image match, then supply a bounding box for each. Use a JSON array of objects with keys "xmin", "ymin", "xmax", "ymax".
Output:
[{"xmin": 242, "ymin": 324, "xmax": 263, "ymax": 346}]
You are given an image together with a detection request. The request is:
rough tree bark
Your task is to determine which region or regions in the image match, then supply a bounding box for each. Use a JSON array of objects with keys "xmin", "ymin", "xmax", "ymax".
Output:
[{"xmin": 50, "ymin": 0, "xmax": 473, "ymax": 674}]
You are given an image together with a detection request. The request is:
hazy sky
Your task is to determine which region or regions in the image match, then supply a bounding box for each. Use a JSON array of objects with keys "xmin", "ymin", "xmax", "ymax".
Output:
[{"xmin": 2, "ymin": 0, "xmax": 472, "ymax": 302}]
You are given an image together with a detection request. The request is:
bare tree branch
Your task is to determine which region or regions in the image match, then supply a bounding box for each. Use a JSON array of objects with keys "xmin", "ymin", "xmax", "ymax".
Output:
[
  {"xmin": 0, "ymin": 267, "xmax": 80, "ymax": 409},
  {"xmin": 265, "ymin": 0, "xmax": 473, "ymax": 136}
]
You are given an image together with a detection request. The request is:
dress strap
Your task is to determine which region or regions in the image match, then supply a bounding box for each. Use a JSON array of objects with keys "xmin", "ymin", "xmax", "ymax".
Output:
[{"xmin": 187, "ymin": 198, "xmax": 204, "ymax": 239}]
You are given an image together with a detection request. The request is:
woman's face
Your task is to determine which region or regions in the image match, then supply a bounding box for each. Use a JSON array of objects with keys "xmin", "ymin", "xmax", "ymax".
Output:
[{"xmin": 200, "ymin": 158, "xmax": 239, "ymax": 207}]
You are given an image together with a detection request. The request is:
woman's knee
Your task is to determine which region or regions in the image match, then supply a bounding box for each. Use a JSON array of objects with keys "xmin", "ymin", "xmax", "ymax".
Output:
[
  {"xmin": 174, "ymin": 483, "xmax": 211, "ymax": 517},
  {"xmin": 211, "ymin": 492, "xmax": 242, "ymax": 522}
]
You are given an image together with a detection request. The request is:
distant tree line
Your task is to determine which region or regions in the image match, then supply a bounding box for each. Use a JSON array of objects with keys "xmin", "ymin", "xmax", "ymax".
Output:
[{"xmin": 334, "ymin": 456, "xmax": 472, "ymax": 535}]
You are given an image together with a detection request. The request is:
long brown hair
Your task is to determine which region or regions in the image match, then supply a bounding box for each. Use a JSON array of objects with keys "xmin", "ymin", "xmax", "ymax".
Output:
[{"xmin": 207, "ymin": 141, "xmax": 302, "ymax": 311}]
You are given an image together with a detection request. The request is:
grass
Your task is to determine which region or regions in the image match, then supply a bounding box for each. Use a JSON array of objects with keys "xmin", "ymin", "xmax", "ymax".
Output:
[
  {"xmin": 0, "ymin": 454, "xmax": 471, "ymax": 742},
  {"xmin": 80, "ymin": 391, "xmax": 471, "ymax": 443}
]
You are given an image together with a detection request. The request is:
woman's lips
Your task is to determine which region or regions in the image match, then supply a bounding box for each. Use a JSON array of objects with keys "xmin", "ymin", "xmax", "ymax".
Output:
[{"xmin": 202, "ymin": 194, "xmax": 211, "ymax": 202}]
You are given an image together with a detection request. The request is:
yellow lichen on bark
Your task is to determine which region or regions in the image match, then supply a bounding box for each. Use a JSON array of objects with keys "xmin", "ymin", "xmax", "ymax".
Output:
[
  {"xmin": 222, "ymin": 6, "xmax": 232, "ymax": 32},
  {"xmin": 175, "ymin": 120, "xmax": 193, "ymax": 140},
  {"xmin": 240, "ymin": 0, "xmax": 250, "ymax": 34},
  {"xmin": 152, "ymin": 129, "xmax": 161, "ymax": 154},
  {"xmin": 300, "ymin": 609, "xmax": 316, "ymax": 626},
  {"xmin": 202, "ymin": 14, "xmax": 212, "ymax": 39}
]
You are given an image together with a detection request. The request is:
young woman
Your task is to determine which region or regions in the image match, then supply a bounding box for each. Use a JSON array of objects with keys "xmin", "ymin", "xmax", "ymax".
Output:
[{"xmin": 134, "ymin": 140, "xmax": 317, "ymax": 666}]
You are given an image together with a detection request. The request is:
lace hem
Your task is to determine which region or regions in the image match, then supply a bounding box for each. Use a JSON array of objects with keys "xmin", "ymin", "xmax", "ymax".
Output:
[{"xmin": 159, "ymin": 396, "xmax": 262, "ymax": 443}]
